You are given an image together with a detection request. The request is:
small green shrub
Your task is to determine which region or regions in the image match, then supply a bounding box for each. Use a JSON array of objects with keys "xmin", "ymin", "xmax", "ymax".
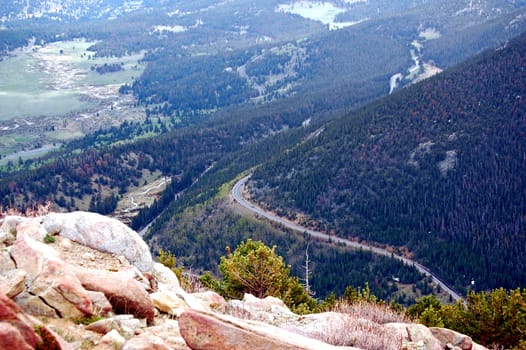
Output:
[
  {"xmin": 74, "ymin": 314, "xmax": 103, "ymax": 325},
  {"xmin": 43, "ymin": 234, "xmax": 56, "ymax": 244}
]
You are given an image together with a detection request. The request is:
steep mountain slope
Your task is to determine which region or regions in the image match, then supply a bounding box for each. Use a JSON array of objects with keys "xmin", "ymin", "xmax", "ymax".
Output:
[
  {"xmin": 129, "ymin": 0, "xmax": 526, "ymax": 116},
  {"xmin": 2, "ymin": 0, "xmax": 526, "ymax": 299},
  {"xmin": 249, "ymin": 32, "xmax": 526, "ymax": 294}
]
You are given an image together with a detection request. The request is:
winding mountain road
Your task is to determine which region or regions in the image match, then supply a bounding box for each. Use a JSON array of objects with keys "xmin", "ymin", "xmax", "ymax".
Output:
[{"xmin": 232, "ymin": 174, "xmax": 462, "ymax": 301}]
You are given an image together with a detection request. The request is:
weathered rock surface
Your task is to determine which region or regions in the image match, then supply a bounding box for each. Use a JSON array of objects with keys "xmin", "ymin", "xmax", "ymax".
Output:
[
  {"xmin": 0, "ymin": 249, "xmax": 15, "ymax": 271},
  {"xmin": 0, "ymin": 215, "xmax": 25, "ymax": 246},
  {"xmin": 430, "ymin": 327, "xmax": 474, "ymax": 350},
  {"xmin": 42, "ymin": 211, "xmax": 153, "ymax": 272},
  {"xmin": 122, "ymin": 320, "xmax": 190, "ymax": 350},
  {"xmin": 10, "ymin": 234, "xmax": 93, "ymax": 318},
  {"xmin": 15, "ymin": 218, "xmax": 48, "ymax": 241},
  {"xmin": 14, "ymin": 292, "xmax": 58, "ymax": 318},
  {"xmin": 0, "ymin": 212, "xmax": 489, "ymax": 350},
  {"xmin": 0, "ymin": 293, "xmax": 41, "ymax": 350},
  {"xmin": 179, "ymin": 308, "xmax": 361, "ymax": 350},
  {"xmin": 153, "ymin": 262, "xmax": 207, "ymax": 313},
  {"xmin": 122, "ymin": 334, "xmax": 173, "ymax": 350},
  {"xmin": 86, "ymin": 314, "xmax": 145, "ymax": 337},
  {"xmin": 190, "ymin": 291, "xmax": 226, "ymax": 311},
  {"xmin": 86, "ymin": 291, "xmax": 113, "ymax": 317},
  {"xmin": 151, "ymin": 291, "xmax": 189, "ymax": 316},
  {"xmin": 73, "ymin": 266, "xmax": 155, "ymax": 325},
  {"xmin": 100, "ymin": 329, "xmax": 126, "ymax": 348},
  {"xmin": 230, "ymin": 293, "xmax": 296, "ymax": 324},
  {"xmin": 153, "ymin": 262, "xmax": 182, "ymax": 289},
  {"xmin": 0, "ymin": 322, "xmax": 35, "ymax": 350},
  {"xmin": 0, "ymin": 269, "xmax": 26, "ymax": 299},
  {"xmin": 384, "ymin": 323, "xmax": 443, "ymax": 350}
]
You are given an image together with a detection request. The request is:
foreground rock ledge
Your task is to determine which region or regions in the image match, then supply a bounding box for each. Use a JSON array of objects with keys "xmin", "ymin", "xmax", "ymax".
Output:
[{"xmin": 179, "ymin": 309, "xmax": 360, "ymax": 350}]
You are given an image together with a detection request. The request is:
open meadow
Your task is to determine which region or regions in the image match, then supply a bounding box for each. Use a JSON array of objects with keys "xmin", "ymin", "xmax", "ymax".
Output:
[{"xmin": 0, "ymin": 39, "xmax": 145, "ymax": 162}]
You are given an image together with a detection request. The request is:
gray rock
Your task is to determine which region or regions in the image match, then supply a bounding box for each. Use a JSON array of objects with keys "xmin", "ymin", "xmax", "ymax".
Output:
[
  {"xmin": 14, "ymin": 291, "xmax": 58, "ymax": 318},
  {"xmin": 190, "ymin": 291, "xmax": 227, "ymax": 311},
  {"xmin": 384, "ymin": 323, "xmax": 442, "ymax": 350},
  {"xmin": 0, "ymin": 249, "xmax": 15, "ymax": 271},
  {"xmin": 86, "ymin": 291, "xmax": 113, "ymax": 317},
  {"xmin": 224, "ymin": 293, "xmax": 296, "ymax": 325},
  {"xmin": 430, "ymin": 327, "xmax": 473, "ymax": 350},
  {"xmin": 85, "ymin": 314, "xmax": 146, "ymax": 338},
  {"xmin": 152, "ymin": 262, "xmax": 181, "ymax": 289},
  {"xmin": 42, "ymin": 212, "xmax": 153, "ymax": 272},
  {"xmin": 137, "ymin": 320, "xmax": 188, "ymax": 349},
  {"xmin": 14, "ymin": 219, "xmax": 47, "ymax": 241},
  {"xmin": 0, "ymin": 216, "xmax": 26, "ymax": 246},
  {"xmin": 101, "ymin": 329, "xmax": 126, "ymax": 348},
  {"xmin": 0, "ymin": 269, "xmax": 26, "ymax": 299}
]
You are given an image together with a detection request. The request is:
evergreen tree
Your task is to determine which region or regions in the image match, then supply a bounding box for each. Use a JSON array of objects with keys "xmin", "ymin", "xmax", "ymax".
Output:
[{"xmin": 219, "ymin": 239, "xmax": 313, "ymax": 311}]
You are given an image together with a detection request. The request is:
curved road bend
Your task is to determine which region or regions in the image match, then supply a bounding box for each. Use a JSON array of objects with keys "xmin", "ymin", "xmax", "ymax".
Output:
[{"xmin": 232, "ymin": 175, "xmax": 462, "ymax": 302}]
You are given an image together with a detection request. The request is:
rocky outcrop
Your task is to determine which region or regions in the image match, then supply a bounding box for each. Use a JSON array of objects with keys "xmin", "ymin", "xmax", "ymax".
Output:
[
  {"xmin": 85, "ymin": 314, "xmax": 146, "ymax": 337},
  {"xmin": 430, "ymin": 327, "xmax": 473, "ymax": 350},
  {"xmin": 86, "ymin": 290, "xmax": 114, "ymax": 317},
  {"xmin": 73, "ymin": 266, "xmax": 155, "ymax": 325},
  {"xmin": 0, "ymin": 215, "xmax": 24, "ymax": 246},
  {"xmin": 14, "ymin": 218, "xmax": 48, "ymax": 241},
  {"xmin": 10, "ymin": 234, "xmax": 93, "ymax": 318},
  {"xmin": 384, "ymin": 323, "xmax": 443, "ymax": 350},
  {"xmin": 179, "ymin": 308, "xmax": 361, "ymax": 350},
  {"xmin": 225, "ymin": 293, "xmax": 296, "ymax": 324},
  {"xmin": 123, "ymin": 320, "xmax": 189, "ymax": 350},
  {"xmin": 0, "ymin": 292, "xmax": 63, "ymax": 350},
  {"xmin": 151, "ymin": 291, "xmax": 190, "ymax": 317},
  {"xmin": 190, "ymin": 291, "xmax": 226, "ymax": 311},
  {"xmin": 0, "ymin": 293, "xmax": 41, "ymax": 350},
  {"xmin": 0, "ymin": 269, "xmax": 26, "ymax": 299},
  {"xmin": 0, "ymin": 212, "xmax": 491, "ymax": 350},
  {"xmin": 153, "ymin": 262, "xmax": 182, "ymax": 289},
  {"xmin": 42, "ymin": 211, "xmax": 153, "ymax": 272},
  {"xmin": 122, "ymin": 333, "xmax": 173, "ymax": 350},
  {"xmin": 0, "ymin": 322, "xmax": 35, "ymax": 350},
  {"xmin": 0, "ymin": 249, "xmax": 15, "ymax": 271},
  {"xmin": 152, "ymin": 262, "xmax": 208, "ymax": 314},
  {"xmin": 100, "ymin": 329, "xmax": 126, "ymax": 348}
]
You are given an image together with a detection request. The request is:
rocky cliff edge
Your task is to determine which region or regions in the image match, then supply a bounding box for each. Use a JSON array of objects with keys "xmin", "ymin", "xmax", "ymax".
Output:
[{"xmin": 0, "ymin": 211, "xmax": 487, "ymax": 350}]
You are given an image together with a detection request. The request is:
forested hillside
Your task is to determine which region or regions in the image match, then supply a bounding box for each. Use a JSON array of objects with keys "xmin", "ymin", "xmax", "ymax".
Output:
[
  {"xmin": 2, "ymin": 0, "xmax": 526, "ymax": 300},
  {"xmin": 249, "ymin": 32, "xmax": 526, "ymax": 294},
  {"xmin": 126, "ymin": 3, "xmax": 526, "ymax": 116}
]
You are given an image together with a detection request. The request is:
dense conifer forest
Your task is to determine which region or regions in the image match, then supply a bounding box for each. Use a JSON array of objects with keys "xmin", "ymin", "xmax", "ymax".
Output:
[
  {"xmin": 249, "ymin": 33, "xmax": 526, "ymax": 294},
  {"xmin": 2, "ymin": 0, "xmax": 526, "ymax": 301}
]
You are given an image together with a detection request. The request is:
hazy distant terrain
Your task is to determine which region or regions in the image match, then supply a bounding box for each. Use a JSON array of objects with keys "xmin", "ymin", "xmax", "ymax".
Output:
[{"xmin": 2, "ymin": 0, "xmax": 524, "ymax": 164}]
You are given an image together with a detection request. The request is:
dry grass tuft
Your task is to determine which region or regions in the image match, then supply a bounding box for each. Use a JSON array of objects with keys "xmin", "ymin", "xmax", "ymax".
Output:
[
  {"xmin": 309, "ymin": 314, "xmax": 401, "ymax": 349},
  {"xmin": 306, "ymin": 301, "xmax": 408, "ymax": 350},
  {"xmin": 332, "ymin": 300, "xmax": 410, "ymax": 325}
]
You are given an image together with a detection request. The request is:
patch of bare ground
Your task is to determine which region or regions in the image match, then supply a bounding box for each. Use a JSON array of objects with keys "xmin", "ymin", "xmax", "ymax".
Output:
[
  {"xmin": 49, "ymin": 235, "xmax": 129, "ymax": 272},
  {"xmin": 40, "ymin": 317, "xmax": 105, "ymax": 350}
]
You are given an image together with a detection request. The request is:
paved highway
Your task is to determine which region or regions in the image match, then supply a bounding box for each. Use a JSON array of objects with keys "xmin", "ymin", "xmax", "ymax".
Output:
[{"xmin": 232, "ymin": 174, "xmax": 462, "ymax": 301}]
